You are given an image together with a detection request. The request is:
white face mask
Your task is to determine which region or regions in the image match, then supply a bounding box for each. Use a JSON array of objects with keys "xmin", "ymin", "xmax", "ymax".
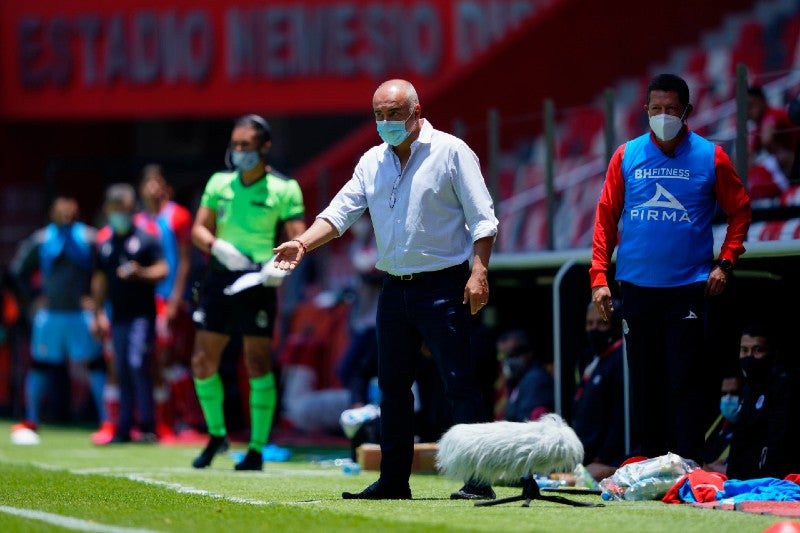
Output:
[{"xmin": 649, "ymin": 113, "xmax": 684, "ymax": 141}]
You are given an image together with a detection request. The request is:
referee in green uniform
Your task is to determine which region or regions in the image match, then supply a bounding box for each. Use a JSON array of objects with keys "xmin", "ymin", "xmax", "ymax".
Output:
[{"xmin": 190, "ymin": 114, "xmax": 306, "ymax": 470}]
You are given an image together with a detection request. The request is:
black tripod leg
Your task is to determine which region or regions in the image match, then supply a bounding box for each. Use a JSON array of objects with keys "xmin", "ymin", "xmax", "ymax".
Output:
[
  {"xmin": 475, "ymin": 477, "xmax": 540, "ymax": 507},
  {"xmin": 475, "ymin": 495, "xmax": 526, "ymax": 507},
  {"xmin": 475, "ymin": 477, "xmax": 604, "ymax": 508},
  {"xmin": 536, "ymin": 494, "xmax": 603, "ymax": 507},
  {"xmin": 529, "ymin": 479, "xmax": 604, "ymax": 507}
]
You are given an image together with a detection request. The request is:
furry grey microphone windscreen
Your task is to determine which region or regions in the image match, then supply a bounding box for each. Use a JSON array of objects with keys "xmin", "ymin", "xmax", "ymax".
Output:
[{"xmin": 436, "ymin": 414, "xmax": 584, "ymax": 485}]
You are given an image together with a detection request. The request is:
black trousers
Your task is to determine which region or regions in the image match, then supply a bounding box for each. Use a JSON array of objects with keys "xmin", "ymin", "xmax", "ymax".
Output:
[
  {"xmin": 376, "ymin": 263, "xmax": 485, "ymax": 485},
  {"xmin": 620, "ymin": 281, "xmax": 711, "ymax": 463}
]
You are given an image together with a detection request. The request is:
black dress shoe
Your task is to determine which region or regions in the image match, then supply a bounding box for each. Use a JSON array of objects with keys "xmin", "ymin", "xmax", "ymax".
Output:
[
  {"xmin": 342, "ymin": 480, "xmax": 411, "ymax": 500},
  {"xmin": 450, "ymin": 481, "xmax": 496, "ymax": 500},
  {"xmin": 192, "ymin": 435, "xmax": 229, "ymax": 469},
  {"xmin": 234, "ymin": 448, "xmax": 263, "ymax": 471}
]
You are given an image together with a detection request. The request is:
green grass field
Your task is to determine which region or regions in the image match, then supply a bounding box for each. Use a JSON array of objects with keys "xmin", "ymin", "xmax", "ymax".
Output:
[{"xmin": 0, "ymin": 420, "xmax": 786, "ymax": 533}]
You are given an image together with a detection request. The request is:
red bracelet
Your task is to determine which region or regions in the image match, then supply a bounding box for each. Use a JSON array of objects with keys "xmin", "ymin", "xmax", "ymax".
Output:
[{"xmin": 291, "ymin": 238, "xmax": 308, "ymax": 253}]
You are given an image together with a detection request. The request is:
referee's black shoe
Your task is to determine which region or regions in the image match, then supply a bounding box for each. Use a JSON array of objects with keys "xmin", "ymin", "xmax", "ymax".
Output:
[
  {"xmin": 234, "ymin": 448, "xmax": 263, "ymax": 471},
  {"xmin": 342, "ymin": 480, "xmax": 412, "ymax": 500},
  {"xmin": 192, "ymin": 435, "xmax": 229, "ymax": 468}
]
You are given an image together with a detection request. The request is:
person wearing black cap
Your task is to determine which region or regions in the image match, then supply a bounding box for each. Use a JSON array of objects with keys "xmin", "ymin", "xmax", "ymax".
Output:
[{"xmin": 189, "ymin": 114, "xmax": 307, "ymax": 471}]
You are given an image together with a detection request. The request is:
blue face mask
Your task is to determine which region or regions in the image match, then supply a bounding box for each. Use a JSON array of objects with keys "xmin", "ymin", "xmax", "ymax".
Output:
[
  {"xmin": 376, "ymin": 111, "xmax": 413, "ymax": 146},
  {"xmin": 231, "ymin": 150, "xmax": 262, "ymax": 171},
  {"xmin": 719, "ymin": 393, "xmax": 741, "ymax": 422},
  {"xmin": 108, "ymin": 212, "xmax": 132, "ymax": 235}
]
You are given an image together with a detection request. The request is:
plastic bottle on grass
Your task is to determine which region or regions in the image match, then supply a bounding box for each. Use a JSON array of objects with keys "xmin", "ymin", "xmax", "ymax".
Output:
[
  {"xmin": 534, "ymin": 476, "xmax": 565, "ymax": 489},
  {"xmin": 622, "ymin": 476, "xmax": 675, "ymax": 501},
  {"xmin": 340, "ymin": 404, "xmax": 381, "ymax": 439},
  {"xmin": 342, "ymin": 460, "xmax": 362, "ymax": 475},
  {"xmin": 262, "ymin": 444, "xmax": 291, "ymax": 462},
  {"xmin": 574, "ymin": 463, "xmax": 600, "ymax": 490}
]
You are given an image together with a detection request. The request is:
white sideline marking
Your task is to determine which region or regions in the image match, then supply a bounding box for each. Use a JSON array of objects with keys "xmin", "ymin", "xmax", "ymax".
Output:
[
  {"xmin": 0, "ymin": 505, "xmax": 160, "ymax": 533},
  {"xmin": 27, "ymin": 462, "xmax": 325, "ymax": 506},
  {"xmin": 123, "ymin": 473, "xmax": 271, "ymax": 506},
  {"xmin": 118, "ymin": 473, "xmax": 319, "ymax": 505},
  {"xmin": 70, "ymin": 465, "xmax": 342, "ymax": 478}
]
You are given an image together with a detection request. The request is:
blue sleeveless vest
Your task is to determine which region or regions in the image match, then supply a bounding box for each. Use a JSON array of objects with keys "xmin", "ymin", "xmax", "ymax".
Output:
[{"xmin": 616, "ymin": 132, "xmax": 717, "ymax": 287}]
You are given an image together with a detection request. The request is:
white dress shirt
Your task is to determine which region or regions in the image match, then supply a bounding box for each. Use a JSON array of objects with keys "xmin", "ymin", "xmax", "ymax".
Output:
[{"xmin": 318, "ymin": 120, "xmax": 498, "ymax": 276}]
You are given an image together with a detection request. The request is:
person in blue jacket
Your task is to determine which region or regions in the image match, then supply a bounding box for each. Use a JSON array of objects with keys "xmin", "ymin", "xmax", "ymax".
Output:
[{"xmin": 9, "ymin": 195, "xmax": 107, "ymax": 443}]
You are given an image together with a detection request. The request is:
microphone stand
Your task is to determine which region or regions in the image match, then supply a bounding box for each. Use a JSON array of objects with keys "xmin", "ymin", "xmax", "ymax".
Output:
[{"xmin": 475, "ymin": 476, "xmax": 604, "ymax": 508}]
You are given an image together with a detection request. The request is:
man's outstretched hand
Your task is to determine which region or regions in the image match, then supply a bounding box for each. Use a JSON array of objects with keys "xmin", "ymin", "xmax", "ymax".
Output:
[{"xmin": 272, "ymin": 239, "xmax": 306, "ymax": 271}]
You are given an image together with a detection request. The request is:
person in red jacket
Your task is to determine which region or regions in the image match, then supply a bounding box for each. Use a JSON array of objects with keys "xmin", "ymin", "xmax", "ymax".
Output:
[
  {"xmin": 591, "ymin": 73, "xmax": 751, "ymax": 465},
  {"xmin": 747, "ymin": 85, "xmax": 800, "ymax": 186},
  {"xmin": 135, "ymin": 164, "xmax": 197, "ymax": 442}
]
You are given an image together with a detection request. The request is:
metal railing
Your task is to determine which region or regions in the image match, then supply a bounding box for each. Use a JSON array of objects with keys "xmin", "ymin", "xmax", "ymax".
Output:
[{"xmin": 482, "ymin": 64, "xmax": 800, "ymax": 256}]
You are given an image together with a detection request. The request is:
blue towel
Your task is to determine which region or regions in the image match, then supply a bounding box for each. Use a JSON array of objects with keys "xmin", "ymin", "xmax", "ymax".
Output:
[{"xmin": 721, "ymin": 478, "xmax": 800, "ymax": 503}]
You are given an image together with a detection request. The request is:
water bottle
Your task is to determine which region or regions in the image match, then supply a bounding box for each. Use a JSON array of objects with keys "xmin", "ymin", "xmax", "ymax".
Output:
[
  {"xmin": 262, "ymin": 444, "xmax": 291, "ymax": 462},
  {"xmin": 342, "ymin": 461, "xmax": 362, "ymax": 475},
  {"xmin": 573, "ymin": 463, "xmax": 600, "ymax": 490},
  {"xmin": 340, "ymin": 404, "xmax": 381, "ymax": 439},
  {"xmin": 534, "ymin": 477, "xmax": 565, "ymax": 489},
  {"xmin": 623, "ymin": 477, "xmax": 673, "ymax": 501}
]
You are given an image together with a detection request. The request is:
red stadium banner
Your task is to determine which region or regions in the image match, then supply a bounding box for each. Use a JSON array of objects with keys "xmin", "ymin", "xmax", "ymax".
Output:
[{"xmin": 0, "ymin": 0, "xmax": 544, "ymax": 119}]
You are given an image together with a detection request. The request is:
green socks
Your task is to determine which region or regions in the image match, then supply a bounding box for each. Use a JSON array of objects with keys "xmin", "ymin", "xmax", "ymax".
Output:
[
  {"xmin": 194, "ymin": 374, "xmax": 226, "ymax": 437},
  {"xmin": 194, "ymin": 372, "xmax": 276, "ymax": 451},
  {"xmin": 248, "ymin": 373, "xmax": 277, "ymax": 451}
]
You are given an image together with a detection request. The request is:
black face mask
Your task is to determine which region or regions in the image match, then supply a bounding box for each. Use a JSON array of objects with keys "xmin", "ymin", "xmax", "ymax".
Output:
[
  {"xmin": 586, "ymin": 329, "xmax": 614, "ymax": 355},
  {"xmin": 740, "ymin": 356, "xmax": 771, "ymax": 381}
]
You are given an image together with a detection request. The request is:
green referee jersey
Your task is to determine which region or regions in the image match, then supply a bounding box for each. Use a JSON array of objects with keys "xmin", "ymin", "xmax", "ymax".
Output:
[{"xmin": 200, "ymin": 169, "xmax": 305, "ymax": 264}]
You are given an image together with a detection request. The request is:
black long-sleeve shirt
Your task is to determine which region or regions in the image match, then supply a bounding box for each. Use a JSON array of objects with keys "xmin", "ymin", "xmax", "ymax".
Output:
[{"xmin": 726, "ymin": 364, "xmax": 800, "ymax": 480}]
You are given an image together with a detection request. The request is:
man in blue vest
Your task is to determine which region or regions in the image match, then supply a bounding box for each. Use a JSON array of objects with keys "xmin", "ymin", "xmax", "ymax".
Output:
[
  {"xmin": 9, "ymin": 195, "xmax": 108, "ymax": 444},
  {"xmin": 590, "ymin": 73, "xmax": 752, "ymax": 464}
]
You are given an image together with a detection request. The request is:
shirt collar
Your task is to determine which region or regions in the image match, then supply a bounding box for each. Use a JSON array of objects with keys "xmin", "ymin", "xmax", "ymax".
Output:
[{"xmin": 414, "ymin": 119, "xmax": 433, "ymax": 145}]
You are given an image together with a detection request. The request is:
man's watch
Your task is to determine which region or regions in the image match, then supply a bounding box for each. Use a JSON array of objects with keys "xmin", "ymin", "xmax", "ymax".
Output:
[{"xmin": 717, "ymin": 259, "xmax": 734, "ymax": 274}]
